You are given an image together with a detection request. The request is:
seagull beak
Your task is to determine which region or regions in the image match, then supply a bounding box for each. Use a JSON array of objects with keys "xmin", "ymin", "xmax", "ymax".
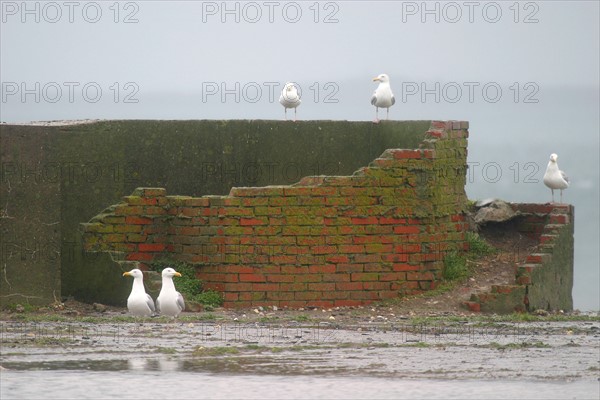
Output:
[
  {"xmin": 123, "ymin": 272, "xmax": 131, "ymax": 277},
  {"xmin": 372, "ymin": 77, "xmax": 380, "ymax": 82},
  {"xmin": 174, "ymin": 272, "xmax": 182, "ymax": 277}
]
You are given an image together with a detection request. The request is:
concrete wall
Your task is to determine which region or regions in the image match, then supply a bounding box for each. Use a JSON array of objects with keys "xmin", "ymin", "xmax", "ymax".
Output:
[{"xmin": 1, "ymin": 120, "xmax": 433, "ymax": 306}]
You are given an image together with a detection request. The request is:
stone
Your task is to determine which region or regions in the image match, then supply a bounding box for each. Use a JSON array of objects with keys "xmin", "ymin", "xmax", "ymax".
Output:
[{"xmin": 473, "ymin": 199, "xmax": 519, "ymax": 225}]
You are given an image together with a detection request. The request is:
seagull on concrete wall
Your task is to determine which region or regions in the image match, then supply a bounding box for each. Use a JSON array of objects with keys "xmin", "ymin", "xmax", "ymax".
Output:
[
  {"xmin": 543, "ymin": 153, "xmax": 569, "ymax": 203},
  {"xmin": 371, "ymin": 73, "xmax": 395, "ymax": 123},
  {"xmin": 279, "ymin": 82, "xmax": 301, "ymax": 121}
]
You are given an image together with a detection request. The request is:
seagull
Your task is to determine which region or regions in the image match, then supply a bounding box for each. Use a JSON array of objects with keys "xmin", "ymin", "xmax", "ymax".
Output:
[
  {"xmin": 371, "ymin": 73, "xmax": 395, "ymax": 122},
  {"xmin": 122, "ymin": 269, "xmax": 156, "ymax": 317},
  {"xmin": 543, "ymin": 153, "xmax": 569, "ymax": 203},
  {"xmin": 156, "ymin": 267, "xmax": 185, "ymax": 318},
  {"xmin": 279, "ymin": 82, "xmax": 301, "ymax": 121}
]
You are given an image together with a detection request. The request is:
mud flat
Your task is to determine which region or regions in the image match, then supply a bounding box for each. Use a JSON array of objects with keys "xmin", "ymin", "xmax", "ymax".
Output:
[{"xmin": 1, "ymin": 309, "xmax": 599, "ymax": 382}]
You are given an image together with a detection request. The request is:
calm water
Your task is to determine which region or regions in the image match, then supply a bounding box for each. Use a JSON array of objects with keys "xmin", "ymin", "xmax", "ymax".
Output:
[{"xmin": 1, "ymin": 370, "xmax": 598, "ymax": 400}]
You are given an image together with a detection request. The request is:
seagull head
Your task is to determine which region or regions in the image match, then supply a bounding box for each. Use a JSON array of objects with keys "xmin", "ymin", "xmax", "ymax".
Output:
[
  {"xmin": 373, "ymin": 73, "xmax": 390, "ymax": 83},
  {"xmin": 284, "ymin": 82, "xmax": 299, "ymax": 94},
  {"xmin": 123, "ymin": 268, "xmax": 144, "ymax": 279},
  {"xmin": 549, "ymin": 153, "xmax": 558, "ymax": 163},
  {"xmin": 162, "ymin": 267, "xmax": 182, "ymax": 278}
]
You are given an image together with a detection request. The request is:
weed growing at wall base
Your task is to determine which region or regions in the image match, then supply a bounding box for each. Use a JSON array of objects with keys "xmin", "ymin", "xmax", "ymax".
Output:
[{"xmin": 443, "ymin": 232, "xmax": 496, "ymax": 281}]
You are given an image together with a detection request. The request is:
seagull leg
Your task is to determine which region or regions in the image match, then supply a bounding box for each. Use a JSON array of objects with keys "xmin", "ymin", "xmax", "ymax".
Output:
[
  {"xmin": 294, "ymin": 107, "xmax": 297, "ymax": 122},
  {"xmin": 560, "ymin": 190, "xmax": 563, "ymax": 204},
  {"xmin": 374, "ymin": 108, "xmax": 380, "ymax": 123},
  {"xmin": 284, "ymin": 108, "xmax": 288, "ymax": 121},
  {"xmin": 386, "ymin": 107, "xmax": 389, "ymax": 120},
  {"xmin": 551, "ymin": 189, "xmax": 555, "ymax": 203}
]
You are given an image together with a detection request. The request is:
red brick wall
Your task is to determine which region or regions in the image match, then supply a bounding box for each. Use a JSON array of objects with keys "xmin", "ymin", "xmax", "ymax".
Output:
[{"xmin": 83, "ymin": 120, "xmax": 470, "ymax": 308}]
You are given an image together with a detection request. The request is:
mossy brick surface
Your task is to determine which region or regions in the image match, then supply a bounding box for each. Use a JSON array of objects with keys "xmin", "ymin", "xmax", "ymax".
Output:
[{"xmin": 78, "ymin": 121, "xmax": 476, "ymax": 308}]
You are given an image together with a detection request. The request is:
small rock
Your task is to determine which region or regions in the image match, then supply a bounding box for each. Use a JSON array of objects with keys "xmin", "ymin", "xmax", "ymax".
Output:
[
  {"xmin": 329, "ymin": 316, "xmax": 335, "ymax": 320},
  {"xmin": 272, "ymin": 306, "xmax": 278, "ymax": 311},
  {"xmin": 15, "ymin": 304, "xmax": 25, "ymax": 313},
  {"xmin": 93, "ymin": 303, "xmax": 107, "ymax": 313},
  {"xmin": 253, "ymin": 308, "xmax": 260, "ymax": 314},
  {"xmin": 534, "ymin": 309, "xmax": 549, "ymax": 316}
]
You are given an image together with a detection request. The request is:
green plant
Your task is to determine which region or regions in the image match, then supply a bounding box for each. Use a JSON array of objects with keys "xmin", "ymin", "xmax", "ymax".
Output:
[
  {"xmin": 150, "ymin": 258, "xmax": 223, "ymax": 308},
  {"xmin": 466, "ymin": 231, "xmax": 496, "ymax": 257},
  {"xmin": 443, "ymin": 251, "xmax": 468, "ymax": 281},
  {"xmin": 196, "ymin": 290, "xmax": 224, "ymax": 309},
  {"xmin": 442, "ymin": 232, "xmax": 496, "ymax": 282}
]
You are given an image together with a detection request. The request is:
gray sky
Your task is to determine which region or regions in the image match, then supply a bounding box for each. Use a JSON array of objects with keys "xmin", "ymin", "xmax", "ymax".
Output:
[{"xmin": 1, "ymin": 0, "xmax": 599, "ymax": 310}]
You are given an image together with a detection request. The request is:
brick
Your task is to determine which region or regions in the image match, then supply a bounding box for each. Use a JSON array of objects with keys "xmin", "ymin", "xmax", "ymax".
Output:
[
  {"xmin": 126, "ymin": 252, "xmax": 153, "ymax": 261},
  {"xmin": 139, "ymin": 243, "xmax": 166, "ymax": 252},
  {"xmin": 279, "ymin": 283, "xmax": 308, "ymax": 292},
  {"xmin": 325, "ymin": 255, "xmax": 349, "ymax": 264},
  {"xmin": 125, "ymin": 216, "xmax": 154, "ymax": 225},
  {"xmin": 295, "ymin": 275, "xmax": 322, "ymax": 283},
  {"xmin": 334, "ymin": 299, "xmax": 363, "ymax": 307},
  {"xmin": 239, "ymin": 274, "xmax": 266, "ymax": 282},
  {"xmin": 240, "ymin": 217, "xmax": 268, "ymax": 226},
  {"xmin": 336, "ymin": 264, "xmax": 364, "ymax": 273},
  {"xmin": 252, "ymin": 283, "xmax": 280, "ymax": 291},
  {"xmin": 281, "ymin": 266, "xmax": 309, "ymax": 274},
  {"xmin": 351, "ymin": 272, "xmax": 379, "ymax": 282},
  {"xmin": 351, "ymin": 217, "xmax": 379, "ymax": 225},
  {"xmin": 309, "ymin": 264, "xmax": 336, "ymax": 274},
  {"xmin": 339, "ymin": 245, "xmax": 365, "ymax": 253},
  {"xmin": 394, "ymin": 226, "xmax": 420, "ymax": 234},
  {"xmin": 311, "ymin": 245, "xmax": 337, "ymax": 254},
  {"xmin": 336, "ymin": 282, "xmax": 363, "ymax": 291},
  {"xmin": 266, "ymin": 275, "xmax": 295, "ymax": 283},
  {"xmin": 322, "ymin": 273, "xmax": 350, "ymax": 282},
  {"xmin": 379, "ymin": 217, "xmax": 407, "ymax": 225}
]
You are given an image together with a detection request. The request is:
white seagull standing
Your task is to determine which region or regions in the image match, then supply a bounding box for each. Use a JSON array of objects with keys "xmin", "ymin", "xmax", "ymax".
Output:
[
  {"xmin": 279, "ymin": 82, "xmax": 301, "ymax": 121},
  {"xmin": 156, "ymin": 267, "xmax": 185, "ymax": 318},
  {"xmin": 543, "ymin": 153, "xmax": 569, "ymax": 203},
  {"xmin": 371, "ymin": 73, "xmax": 395, "ymax": 122},
  {"xmin": 123, "ymin": 269, "xmax": 156, "ymax": 317}
]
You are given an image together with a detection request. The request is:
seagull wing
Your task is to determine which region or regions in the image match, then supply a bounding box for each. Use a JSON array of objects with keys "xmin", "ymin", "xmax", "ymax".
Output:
[
  {"xmin": 391, "ymin": 94, "xmax": 396, "ymax": 106},
  {"xmin": 146, "ymin": 294, "xmax": 156, "ymax": 313},
  {"xmin": 177, "ymin": 292, "xmax": 185, "ymax": 312},
  {"xmin": 371, "ymin": 92, "xmax": 377, "ymax": 106},
  {"xmin": 155, "ymin": 297, "xmax": 161, "ymax": 314},
  {"xmin": 560, "ymin": 170, "xmax": 569, "ymax": 184}
]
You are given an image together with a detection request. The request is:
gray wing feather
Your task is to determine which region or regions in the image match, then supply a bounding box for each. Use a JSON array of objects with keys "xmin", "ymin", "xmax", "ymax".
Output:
[
  {"xmin": 371, "ymin": 93, "xmax": 377, "ymax": 106},
  {"xmin": 146, "ymin": 294, "xmax": 156, "ymax": 313},
  {"xmin": 177, "ymin": 292, "xmax": 185, "ymax": 312},
  {"xmin": 560, "ymin": 170, "xmax": 569, "ymax": 183},
  {"xmin": 391, "ymin": 95, "xmax": 395, "ymax": 105},
  {"xmin": 155, "ymin": 298, "xmax": 161, "ymax": 314}
]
